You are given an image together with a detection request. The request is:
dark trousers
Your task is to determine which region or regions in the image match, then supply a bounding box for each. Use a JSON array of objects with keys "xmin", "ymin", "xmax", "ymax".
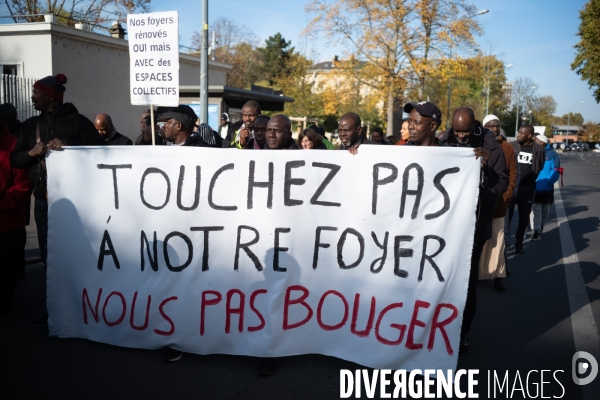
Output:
[
  {"xmin": 461, "ymin": 240, "xmax": 485, "ymax": 339},
  {"xmin": 34, "ymin": 198, "xmax": 48, "ymax": 266},
  {"xmin": 0, "ymin": 228, "xmax": 26, "ymax": 309},
  {"xmin": 508, "ymin": 183, "xmax": 536, "ymax": 243}
]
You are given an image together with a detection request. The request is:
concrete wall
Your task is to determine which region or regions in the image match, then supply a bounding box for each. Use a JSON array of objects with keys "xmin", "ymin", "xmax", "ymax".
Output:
[
  {"xmin": 0, "ymin": 22, "xmax": 232, "ymax": 141},
  {"xmin": 0, "ymin": 23, "xmax": 53, "ymax": 78}
]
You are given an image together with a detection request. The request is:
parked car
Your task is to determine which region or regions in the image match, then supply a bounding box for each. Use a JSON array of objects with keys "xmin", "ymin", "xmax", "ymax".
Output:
[
  {"xmin": 559, "ymin": 143, "xmax": 571, "ymax": 152},
  {"xmin": 571, "ymin": 143, "xmax": 581, "ymax": 152},
  {"xmin": 580, "ymin": 143, "xmax": 589, "ymax": 152}
]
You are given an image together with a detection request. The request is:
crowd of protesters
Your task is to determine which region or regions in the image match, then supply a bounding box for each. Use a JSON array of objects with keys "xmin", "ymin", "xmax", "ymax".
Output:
[{"xmin": 1, "ymin": 74, "xmax": 562, "ymax": 373}]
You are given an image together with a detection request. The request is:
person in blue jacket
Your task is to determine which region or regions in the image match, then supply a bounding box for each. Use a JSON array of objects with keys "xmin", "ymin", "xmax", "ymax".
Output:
[{"xmin": 530, "ymin": 134, "xmax": 561, "ymax": 240}]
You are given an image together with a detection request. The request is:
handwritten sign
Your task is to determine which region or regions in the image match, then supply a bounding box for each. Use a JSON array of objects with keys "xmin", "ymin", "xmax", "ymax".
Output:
[
  {"xmin": 45, "ymin": 146, "xmax": 479, "ymax": 371},
  {"xmin": 127, "ymin": 11, "xmax": 179, "ymax": 106}
]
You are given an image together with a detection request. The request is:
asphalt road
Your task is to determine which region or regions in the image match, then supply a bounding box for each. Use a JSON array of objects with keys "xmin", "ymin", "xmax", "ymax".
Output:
[{"xmin": 2, "ymin": 152, "xmax": 600, "ymax": 400}]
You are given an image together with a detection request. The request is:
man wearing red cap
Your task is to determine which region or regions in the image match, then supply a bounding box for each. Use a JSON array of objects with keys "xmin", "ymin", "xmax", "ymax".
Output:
[{"xmin": 10, "ymin": 74, "xmax": 104, "ymax": 326}]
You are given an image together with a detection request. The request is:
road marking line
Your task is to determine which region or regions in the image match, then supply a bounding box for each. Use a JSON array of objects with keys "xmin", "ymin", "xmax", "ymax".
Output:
[{"xmin": 554, "ymin": 184, "xmax": 600, "ymax": 400}]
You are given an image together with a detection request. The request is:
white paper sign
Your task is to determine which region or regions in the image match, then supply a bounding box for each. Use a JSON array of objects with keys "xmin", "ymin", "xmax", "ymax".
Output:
[
  {"xmin": 46, "ymin": 146, "xmax": 479, "ymax": 371},
  {"xmin": 127, "ymin": 11, "xmax": 179, "ymax": 106}
]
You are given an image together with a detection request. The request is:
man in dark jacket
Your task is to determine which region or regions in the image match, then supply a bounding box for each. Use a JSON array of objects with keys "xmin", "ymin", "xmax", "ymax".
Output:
[
  {"xmin": 263, "ymin": 114, "xmax": 298, "ymax": 150},
  {"xmin": 438, "ymin": 106, "xmax": 508, "ymax": 352},
  {"xmin": 159, "ymin": 105, "xmax": 209, "ymax": 147},
  {"xmin": 336, "ymin": 112, "xmax": 380, "ymax": 154},
  {"xmin": 508, "ymin": 125, "xmax": 544, "ymax": 254},
  {"xmin": 246, "ymin": 115, "xmax": 269, "ymax": 149},
  {"xmin": 135, "ymin": 109, "xmax": 165, "ymax": 145},
  {"xmin": 157, "ymin": 104, "xmax": 208, "ymax": 364},
  {"xmin": 223, "ymin": 100, "xmax": 261, "ymax": 148},
  {"xmin": 94, "ymin": 113, "xmax": 133, "ymax": 145},
  {"xmin": 194, "ymin": 122, "xmax": 222, "ymax": 148},
  {"xmin": 370, "ymin": 127, "xmax": 392, "ymax": 145},
  {"xmin": 256, "ymin": 113, "xmax": 297, "ymax": 376},
  {"xmin": 10, "ymin": 74, "xmax": 105, "ymax": 266},
  {"xmin": 10, "ymin": 74, "xmax": 105, "ymax": 327}
]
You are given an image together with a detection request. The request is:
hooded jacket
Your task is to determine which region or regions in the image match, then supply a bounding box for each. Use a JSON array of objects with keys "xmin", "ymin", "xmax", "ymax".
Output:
[
  {"xmin": 438, "ymin": 121, "xmax": 509, "ymax": 243},
  {"xmin": 9, "ymin": 102, "xmax": 105, "ymax": 199}
]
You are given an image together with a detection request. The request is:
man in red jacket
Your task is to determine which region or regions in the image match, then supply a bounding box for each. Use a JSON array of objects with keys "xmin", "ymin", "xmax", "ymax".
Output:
[{"xmin": 0, "ymin": 104, "xmax": 31, "ymax": 314}]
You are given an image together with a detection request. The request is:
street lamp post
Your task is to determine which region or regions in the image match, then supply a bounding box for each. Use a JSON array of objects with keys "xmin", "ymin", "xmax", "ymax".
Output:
[
  {"xmin": 446, "ymin": 9, "xmax": 489, "ymax": 129},
  {"xmin": 566, "ymin": 101, "xmax": 584, "ymax": 142},
  {"xmin": 515, "ymin": 85, "xmax": 537, "ymax": 136},
  {"xmin": 486, "ymin": 63, "xmax": 512, "ymax": 115}
]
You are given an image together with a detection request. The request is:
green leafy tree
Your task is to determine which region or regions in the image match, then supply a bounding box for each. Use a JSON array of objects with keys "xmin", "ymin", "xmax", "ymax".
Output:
[
  {"xmin": 259, "ymin": 33, "xmax": 295, "ymax": 85},
  {"xmin": 425, "ymin": 54, "xmax": 509, "ymax": 126},
  {"xmin": 572, "ymin": 0, "xmax": 600, "ymax": 102},
  {"xmin": 306, "ymin": 0, "xmax": 483, "ymax": 136},
  {"xmin": 580, "ymin": 122, "xmax": 600, "ymax": 141},
  {"xmin": 561, "ymin": 113, "xmax": 584, "ymax": 125}
]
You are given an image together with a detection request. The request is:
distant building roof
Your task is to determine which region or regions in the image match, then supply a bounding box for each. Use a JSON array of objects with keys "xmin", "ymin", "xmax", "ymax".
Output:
[
  {"xmin": 309, "ymin": 60, "xmax": 368, "ymax": 71},
  {"xmin": 552, "ymin": 125, "xmax": 582, "ymax": 131}
]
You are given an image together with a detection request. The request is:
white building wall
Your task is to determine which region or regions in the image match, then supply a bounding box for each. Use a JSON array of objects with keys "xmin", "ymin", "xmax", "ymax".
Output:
[{"xmin": 0, "ymin": 22, "xmax": 232, "ymax": 141}]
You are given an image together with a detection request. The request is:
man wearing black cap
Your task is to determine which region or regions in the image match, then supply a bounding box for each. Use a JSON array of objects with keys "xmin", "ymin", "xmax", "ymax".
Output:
[
  {"xmin": 336, "ymin": 112, "xmax": 379, "ymax": 154},
  {"xmin": 10, "ymin": 74, "xmax": 105, "ymax": 327},
  {"xmin": 403, "ymin": 101, "xmax": 442, "ymax": 146},
  {"xmin": 157, "ymin": 105, "xmax": 208, "ymax": 364},
  {"xmin": 159, "ymin": 105, "xmax": 208, "ymax": 147},
  {"xmin": 438, "ymin": 107, "xmax": 508, "ymax": 352}
]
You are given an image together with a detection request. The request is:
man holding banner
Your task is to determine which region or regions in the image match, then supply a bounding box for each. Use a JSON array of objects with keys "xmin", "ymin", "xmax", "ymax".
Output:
[
  {"xmin": 439, "ymin": 107, "xmax": 509, "ymax": 351},
  {"xmin": 10, "ymin": 73, "xmax": 105, "ymax": 326}
]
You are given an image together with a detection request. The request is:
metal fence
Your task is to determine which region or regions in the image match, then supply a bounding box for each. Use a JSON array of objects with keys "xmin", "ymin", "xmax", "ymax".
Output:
[{"xmin": 1, "ymin": 74, "xmax": 38, "ymax": 120}]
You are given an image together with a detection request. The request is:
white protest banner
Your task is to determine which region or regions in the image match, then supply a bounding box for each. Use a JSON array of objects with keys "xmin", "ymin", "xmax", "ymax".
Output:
[
  {"xmin": 127, "ymin": 11, "xmax": 179, "ymax": 106},
  {"xmin": 46, "ymin": 146, "xmax": 479, "ymax": 371}
]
